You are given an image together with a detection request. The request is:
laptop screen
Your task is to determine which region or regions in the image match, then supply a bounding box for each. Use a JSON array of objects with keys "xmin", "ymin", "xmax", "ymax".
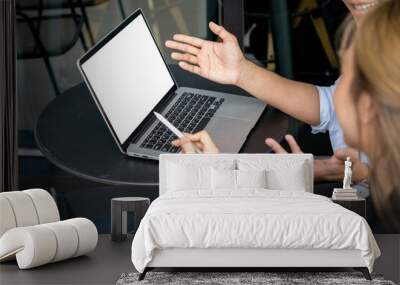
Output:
[{"xmin": 80, "ymin": 13, "xmax": 175, "ymax": 145}]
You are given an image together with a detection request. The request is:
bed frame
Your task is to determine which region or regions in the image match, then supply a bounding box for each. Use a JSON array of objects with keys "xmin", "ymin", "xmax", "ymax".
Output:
[
  {"xmin": 138, "ymin": 155, "xmax": 372, "ymax": 281},
  {"xmin": 138, "ymin": 248, "xmax": 371, "ymax": 280}
]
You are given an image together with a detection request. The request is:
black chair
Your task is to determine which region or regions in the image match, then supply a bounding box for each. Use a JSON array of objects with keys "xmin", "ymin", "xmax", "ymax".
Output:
[
  {"xmin": 17, "ymin": 0, "xmax": 127, "ymax": 46},
  {"xmin": 16, "ymin": 10, "xmax": 84, "ymax": 95}
]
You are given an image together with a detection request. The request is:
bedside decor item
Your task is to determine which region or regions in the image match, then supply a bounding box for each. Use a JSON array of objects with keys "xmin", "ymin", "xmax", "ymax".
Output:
[
  {"xmin": 332, "ymin": 157, "xmax": 361, "ymax": 200},
  {"xmin": 332, "ymin": 188, "xmax": 360, "ymax": 200},
  {"xmin": 0, "ymin": 189, "xmax": 98, "ymax": 269},
  {"xmin": 111, "ymin": 197, "xmax": 150, "ymax": 242},
  {"xmin": 343, "ymin": 157, "xmax": 353, "ymax": 190}
]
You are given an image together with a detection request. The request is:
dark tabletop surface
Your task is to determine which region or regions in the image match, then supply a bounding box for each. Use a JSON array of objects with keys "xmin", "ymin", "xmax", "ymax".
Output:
[{"xmin": 35, "ymin": 64, "xmax": 288, "ymax": 186}]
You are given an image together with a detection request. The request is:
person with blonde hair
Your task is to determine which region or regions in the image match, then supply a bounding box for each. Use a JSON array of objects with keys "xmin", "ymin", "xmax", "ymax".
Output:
[
  {"xmin": 172, "ymin": 0, "xmax": 400, "ymax": 231},
  {"xmin": 334, "ymin": 0, "xmax": 400, "ymax": 230},
  {"xmin": 166, "ymin": 1, "xmax": 385, "ymax": 184}
]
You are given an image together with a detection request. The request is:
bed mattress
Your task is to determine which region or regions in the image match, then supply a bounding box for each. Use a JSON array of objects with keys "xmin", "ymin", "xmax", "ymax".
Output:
[{"xmin": 131, "ymin": 190, "xmax": 380, "ymax": 273}]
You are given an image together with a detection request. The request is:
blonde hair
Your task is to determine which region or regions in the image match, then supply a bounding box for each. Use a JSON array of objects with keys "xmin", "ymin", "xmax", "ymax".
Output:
[{"xmin": 349, "ymin": 0, "xmax": 400, "ymax": 230}]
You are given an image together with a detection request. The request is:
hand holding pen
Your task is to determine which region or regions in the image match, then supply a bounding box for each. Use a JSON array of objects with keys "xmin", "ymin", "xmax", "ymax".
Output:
[
  {"xmin": 171, "ymin": 131, "xmax": 219, "ymax": 154},
  {"xmin": 154, "ymin": 112, "xmax": 219, "ymax": 154}
]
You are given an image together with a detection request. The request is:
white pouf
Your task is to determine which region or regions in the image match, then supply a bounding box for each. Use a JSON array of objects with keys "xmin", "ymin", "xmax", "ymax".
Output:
[
  {"xmin": 0, "ymin": 218, "xmax": 98, "ymax": 269},
  {"xmin": 24, "ymin": 188, "xmax": 60, "ymax": 224},
  {"xmin": 1, "ymin": 191, "xmax": 40, "ymax": 227},
  {"xmin": 0, "ymin": 196, "xmax": 17, "ymax": 237},
  {"xmin": 0, "ymin": 189, "xmax": 98, "ymax": 269}
]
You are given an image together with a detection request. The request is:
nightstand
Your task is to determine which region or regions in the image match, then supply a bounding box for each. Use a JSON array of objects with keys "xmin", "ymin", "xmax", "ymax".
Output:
[
  {"xmin": 111, "ymin": 197, "xmax": 150, "ymax": 242},
  {"xmin": 331, "ymin": 198, "xmax": 366, "ymax": 218}
]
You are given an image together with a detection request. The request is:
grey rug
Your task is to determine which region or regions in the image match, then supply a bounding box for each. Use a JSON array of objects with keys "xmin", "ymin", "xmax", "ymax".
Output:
[{"xmin": 117, "ymin": 272, "xmax": 396, "ymax": 285}]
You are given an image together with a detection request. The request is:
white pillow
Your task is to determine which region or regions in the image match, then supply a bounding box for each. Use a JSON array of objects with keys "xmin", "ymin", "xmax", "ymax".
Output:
[
  {"xmin": 266, "ymin": 165, "xmax": 307, "ymax": 191},
  {"xmin": 211, "ymin": 169, "xmax": 267, "ymax": 190},
  {"xmin": 237, "ymin": 158, "xmax": 310, "ymax": 191},
  {"xmin": 167, "ymin": 163, "xmax": 212, "ymax": 191},
  {"xmin": 211, "ymin": 168, "xmax": 236, "ymax": 190},
  {"xmin": 236, "ymin": 169, "xmax": 267, "ymax": 189}
]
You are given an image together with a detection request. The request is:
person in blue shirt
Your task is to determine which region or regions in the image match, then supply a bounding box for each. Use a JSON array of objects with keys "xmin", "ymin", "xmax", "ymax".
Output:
[{"xmin": 166, "ymin": 0, "xmax": 383, "ymax": 183}]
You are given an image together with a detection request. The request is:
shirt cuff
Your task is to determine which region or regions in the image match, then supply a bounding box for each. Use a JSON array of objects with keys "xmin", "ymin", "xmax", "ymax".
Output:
[{"xmin": 311, "ymin": 85, "xmax": 334, "ymax": 134}]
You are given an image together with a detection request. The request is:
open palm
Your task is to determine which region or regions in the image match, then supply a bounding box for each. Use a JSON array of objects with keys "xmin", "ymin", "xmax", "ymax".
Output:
[{"xmin": 165, "ymin": 22, "xmax": 245, "ymax": 85}]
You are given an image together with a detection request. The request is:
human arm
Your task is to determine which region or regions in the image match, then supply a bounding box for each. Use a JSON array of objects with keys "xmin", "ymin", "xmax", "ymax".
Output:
[
  {"xmin": 266, "ymin": 135, "xmax": 369, "ymax": 182},
  {"xmin": 165, "ymin": 22, "xmax": 321, "ymax": 125}
]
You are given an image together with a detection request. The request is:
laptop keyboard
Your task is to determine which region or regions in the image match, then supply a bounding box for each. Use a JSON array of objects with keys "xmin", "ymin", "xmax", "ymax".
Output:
[{"xmin": 139, "ymin": 92, "xmax": 225, "ymax": 153}]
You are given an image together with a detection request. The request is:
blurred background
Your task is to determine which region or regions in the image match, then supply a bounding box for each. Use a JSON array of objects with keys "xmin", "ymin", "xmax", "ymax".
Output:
[{"xmin": 17, "ymin": 0, "xmax": 349, "ymax": 233}]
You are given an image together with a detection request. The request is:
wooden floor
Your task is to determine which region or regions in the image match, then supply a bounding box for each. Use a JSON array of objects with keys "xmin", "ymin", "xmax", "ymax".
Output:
[
  {"xmin": 0, "ymin": 235, "xmax": 399, "ymax": 285},
  {"xmin": 374, "ymin": 235, "xmax": 400, "ymax": 283},
  {"xmin": 0, "ymin": 235, "xmax": 133, "ymax": 285}
]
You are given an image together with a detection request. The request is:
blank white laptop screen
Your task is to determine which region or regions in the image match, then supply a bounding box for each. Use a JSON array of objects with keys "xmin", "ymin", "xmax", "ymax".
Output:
[{"xmin": 81, "ymin": 14, "xmax": 175, "ymax": 144}]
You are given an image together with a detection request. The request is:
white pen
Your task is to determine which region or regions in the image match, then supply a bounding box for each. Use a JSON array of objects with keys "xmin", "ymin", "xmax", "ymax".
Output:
[{"xmin": 153, "ymin": 112, "xmax": 202, "ymax": 154}]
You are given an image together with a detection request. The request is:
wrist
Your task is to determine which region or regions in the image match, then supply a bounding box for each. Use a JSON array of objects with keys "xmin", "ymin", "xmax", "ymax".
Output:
[
  {"xmin": 235, "ymin": 58, "xmax": 254, "ymax": 88},
  {"xmin": 354, "ymin": 163, "xmax": 370, "ymax": 183},
  {"xmin": 313, "ymin": 160, "xmax": 325, "ymax": 182}
]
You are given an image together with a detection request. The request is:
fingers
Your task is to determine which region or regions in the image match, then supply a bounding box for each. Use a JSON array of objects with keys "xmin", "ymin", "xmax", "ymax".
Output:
[
  {"xmin": 171, "ymin": 135, "xmax": 194, "ymax": 147},
  {"xmin": 186, "ymin": 131, "xmax": 219, "ymax": 153},
  {"xmin": 178, "ymin": 62, "xmax": 201, "ymax": 76},
  {"xmin": 314, "ymin": 158, "xmax": 344, "ymax": 182},
  {"xmin": 208, "ymin": 21, "xmax": 231, "ymax": 41},
  {"xmin": 180, "ymin": 143, "xmax": 197, "ymax": 154},
  {"xmin": 334, "ymin": 148, "xmax": 359, "ymax": 161},
  {"xmin": 265, "ymin": 138, "xmax": 288, "ymax": 154},
  {"xmin": 284, "ymin": 135, "xmax": 303, "ymax": 154},
  {"xmin": 171, "ymin": 52, "xmax": 198, "ymax": 65},
  {"xmin": 265, "ymin": 135, "xmax": 303, "ymax": 154},
  {"xmin": 172, "ymin": 131, "xmax": 219, "ymax": 154},
  {"xmin": 172, "ymin": 34, "xmax": 204, "ymax": 48},
  {"xmin": 334, "ymin": 149, "xmax": 347, "ymax": 161},
  {"xmin": 186, "ymin": 130, "xmax": 213, "ymax": 145},
  {"xmin": 171, "ymin": 139, "xmax": 182, "ymax": 147},
  {"xmin": 171, "ymin": 136, "xmax": 196, "ymax": 154},
  {"xmin": 165, "ymin": 40, "xmax": 200, "ymax": 56}
]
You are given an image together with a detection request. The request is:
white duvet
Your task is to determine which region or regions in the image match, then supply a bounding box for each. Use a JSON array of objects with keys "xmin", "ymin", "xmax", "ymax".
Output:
[{"xmin": 131, "ymin": 190, "xmax": 380, "ymax": 273}]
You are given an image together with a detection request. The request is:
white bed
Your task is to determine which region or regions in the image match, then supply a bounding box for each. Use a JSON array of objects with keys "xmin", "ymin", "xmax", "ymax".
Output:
[{"xmin": 131, "ymin": 154, "xmax": 380, "ymax": 280}]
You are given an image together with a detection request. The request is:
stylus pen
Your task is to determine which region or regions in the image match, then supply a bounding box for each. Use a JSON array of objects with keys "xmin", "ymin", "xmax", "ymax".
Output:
[{"xmin": 153, "ymin": 112, "xmax": 202, "ymax": 154}]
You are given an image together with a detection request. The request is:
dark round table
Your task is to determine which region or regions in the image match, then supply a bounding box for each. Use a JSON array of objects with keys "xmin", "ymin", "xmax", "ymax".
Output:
[{"xmin": 35, "ymin": 65, "xmax": 288, "ymax": 186}]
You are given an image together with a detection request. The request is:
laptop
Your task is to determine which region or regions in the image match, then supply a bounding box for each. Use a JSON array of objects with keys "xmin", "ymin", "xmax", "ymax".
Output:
[{"xmin": 77, "ymin": 9, "xmax": 266, "ymax": 160}]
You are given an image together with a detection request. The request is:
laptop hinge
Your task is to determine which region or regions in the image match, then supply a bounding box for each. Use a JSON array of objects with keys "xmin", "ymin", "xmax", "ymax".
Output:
[{"xmin": 122, "ymin": 85, "xmax": 177, "ymax": 149}]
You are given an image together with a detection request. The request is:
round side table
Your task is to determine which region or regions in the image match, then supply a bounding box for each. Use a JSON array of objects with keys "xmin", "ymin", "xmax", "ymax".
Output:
[{"xmin": 111, "ymin": 197, "xmax": 150, "ymax": 242}]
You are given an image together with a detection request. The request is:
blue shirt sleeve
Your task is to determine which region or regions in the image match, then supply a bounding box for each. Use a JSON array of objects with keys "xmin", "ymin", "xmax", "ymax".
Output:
[
  {"xmin": 311, "ymin": 80, "xmax": 339, "ymax": 134},
  {"xmin": 310, "ymin": 79, "xmax": 370, "ymax": 165}
]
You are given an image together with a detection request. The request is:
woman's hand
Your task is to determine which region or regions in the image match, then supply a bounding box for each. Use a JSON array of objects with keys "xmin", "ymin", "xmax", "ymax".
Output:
[
  {"xmin": 171, "ymin": 131, "xmax": 219, "ymax": 154},
  {"xmin": 334, "ymin": 148, "xmax": 369, "ymax": 183},
  {"xmin": 165, "ymin": 22, "xmax": 246, "ymax": 85},
  {"xmin": 265, "ymin": 135, "xmax": 369, "ymax": 183}
]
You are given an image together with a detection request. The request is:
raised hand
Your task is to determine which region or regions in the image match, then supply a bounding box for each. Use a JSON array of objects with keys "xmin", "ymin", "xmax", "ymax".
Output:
[
  {"xmin": 265, "ymin": 134, "xmax": 303, "ymax": 154},
  {"xmin": 165, "ymin": 22, "xmax": 245, "ymax": 85},
  {"xmin": 171, "ymin": 131, "xmax": 219, "ymax": 154},
  {"xmin": 266, "ymin": 135, "xmax": 344, "ymax": 182}
]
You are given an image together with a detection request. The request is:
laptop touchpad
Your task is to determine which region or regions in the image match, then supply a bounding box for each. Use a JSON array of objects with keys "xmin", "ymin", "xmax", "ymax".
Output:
[{"xmin": 206, "ymin": 117, "xmax": 253, "ymax": 153}]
